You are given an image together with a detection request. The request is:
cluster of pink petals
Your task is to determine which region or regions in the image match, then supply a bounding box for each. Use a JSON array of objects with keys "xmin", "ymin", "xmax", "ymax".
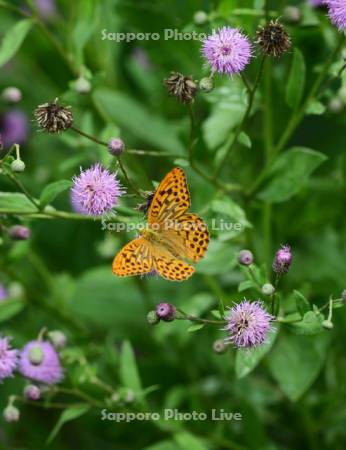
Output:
[
  {"xmin": 202, "ymin": 26, "xmax": 252, "ymax": 75},
  {"xmin": 325, "ymin": 0, "xmax": 346, "ymax": 30}
]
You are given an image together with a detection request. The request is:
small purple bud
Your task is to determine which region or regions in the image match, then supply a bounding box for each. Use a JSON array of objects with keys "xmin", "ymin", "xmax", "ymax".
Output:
[
  {"xmin": 8, "ymin": 225, "xmax": 31, "ymax": 241},
  {"xmin": 273, "ymin": 245, "xmax": 292, "ymax": 274},
  {"xmin": 108, "ymin": 138, "xmax": 125, "ymax": 156},
  {"xmin": 156, "ymin": 302, "xmax": 176, "ymax": 322},
  {"xmin": 238, "ymin": 249, "xmax": 254, "ymax": 266},
  {"xmin": 23, "ymin": 385, "xmax": 41, "ymax": 400},
  {"xmin": 3, "ymin": 405, "xmax": 20, "ymax": 422}
]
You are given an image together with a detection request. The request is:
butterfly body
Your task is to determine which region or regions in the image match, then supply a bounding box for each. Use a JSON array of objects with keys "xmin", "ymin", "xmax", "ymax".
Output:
[{"xmin": 112, "ymin": 168, "xmax": 209, "ymax": 281}]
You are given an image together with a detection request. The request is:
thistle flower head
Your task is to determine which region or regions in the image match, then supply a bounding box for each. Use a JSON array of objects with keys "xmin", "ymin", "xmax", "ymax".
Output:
[
  {"xmin": 18, "ymin": 340, "xmax": 63, "ymax": 385},
  {"xmin": 108, "ymin": 138, "xmax": 125, "ymax": 156},
  {"xmin": 34, "ymin": 99, "xmax": 73, "ymax": 133},
  {"xmin": 202, "ymin": 26, "xmax": 252, "ymax": 75},
  {"xmin": 0, "ymin": 337, "xmax": 18, "ymax": 381},
  {"xmin": 8, "ymin": 225, "xmax": 31, "ymax": 241},
  {"xmin": 23, "ymin": 384, "xmax": 41, "ymax": 400},
  {"xmin": 325, "ymin": 0, "xmax": 346, "ymax": 30},
  {"xmin": 71, "ymin": 164, "xmax": 125, "ymax": 216},
  {"xmin": 156, "ymin": 302, "xmax": 176, "ymax": 322},
  {"xmin": 256, "ymin": 20, "xmax": 291, "ymax": 57},
  {"xmin": 164, "ymin": 72, "xmax": 197, "ymax": 103},
  {"xmin": 0, "ymin": 110, "xmax": 28, "ymax": 147},
  {"xmin": 238, "ymin": 249, "xmax": 254, "ymax": 266},
  {"xmin": 273, "ymin": 244, "xmax": 292, "ymax": 274},
  {"xmin": 224, "ymin": 300, "xmax": 274, "ymax": 348},
  {"xmin": 0, "ymin": 284, "xmax": 8, "ymax": 301}
]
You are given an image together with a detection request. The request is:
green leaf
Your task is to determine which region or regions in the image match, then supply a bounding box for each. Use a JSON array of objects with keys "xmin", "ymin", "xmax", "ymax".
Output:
[
  {"xmin": 218, "ymin": 297, "xmax": 225, "ymax": 319},
  {"xmin": 0, "ymin": 19, "xmax": 33, "ymax": 67},
  {"xmin": 0, "ymin": 192, "xmax": 38, "ymax": 214},
  {"xmin": 287, "ymin": 311, "xmax": 325, "ymax": 335},
  {"xmin": 187, "ymin": 323, "xmax": 205, "ymax": 332},
  {"xmin": 174, "ymin": 432, "xmax": 208, "ymax": 450},
  {"xmin": 119, "ymin": 341, "xmax": 144, "ymax": 404},
  {"xmin": 0, "ymin": 298, "xmax": 26, "ymax": 322},
  {"xmin": 306, "ymin": 100, "xmax": 326, "ymax": 115},
  {"xmin": 40, "ymin": 180, "xmax": 73, "ymax": 208},
  {"xmin": 258, "ymin": 147, "xmax": 327, "ymax": 203},
  {"xmin": 93, "ymin": 89, "xmax": 184, "ymax": 154},
  {"xmin": 268, "ymin": 333, "xmax": 329, "ymax": 401},
  {"xmin": 293, "ymin": 290, "xmax": 310, "ymax": 316},
  {"xmin": 238, "ymin": 280, "xmax": 256, "ymax": 292},
  {"xmin": 238, "ymin": 131, "xmax": 252, "ymax": 148},
  {"xmin": 47, "ymin": 405, "xmax": 90, "ymax": 444},
  {"xmin": 286, "ymin": 48, "xmax": 306, "ymax": 110},
  {"xmin": 235, "ymin": 329, "xmax": 278, "ymax": 379}
]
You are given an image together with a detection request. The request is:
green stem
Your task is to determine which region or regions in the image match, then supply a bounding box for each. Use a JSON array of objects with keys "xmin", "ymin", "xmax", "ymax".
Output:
[
  {"xmin": 4, "ymin": 169, "xmax": 40, "ymax": 210},
  {"xmin": 186, "ymin": 104, "xmax": 242, "ymax": 193},
  {"xmin": 213, "ymin": 56, "xmax": 266, "ymax": 178},
  {"xmin": 264, "ymin": 58, "xmax": 273, "ymax": 159},
  {"xmin": 176, "ymin": 309, "xmax": 226, "ymax": 325},
  {"xmin": 247, "ymin": 34, "xmax": 346, "ymax": 196}
]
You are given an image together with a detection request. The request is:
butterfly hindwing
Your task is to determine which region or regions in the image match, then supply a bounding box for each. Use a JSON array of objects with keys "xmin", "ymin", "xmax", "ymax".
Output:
[
  {"xmin": 152, "ymin": 243, "xmax": 195, "ymax": 281},
  {"xmin": 147, "ymin": 168, "xmax": 190, "ymax": 225},
  {"xmin": 160, "ymin": 213, "xmax": 209, "ymax": 262},
  {"xmin": 112, "ymin": 237, "xmax": 153, "ymax": 276}
]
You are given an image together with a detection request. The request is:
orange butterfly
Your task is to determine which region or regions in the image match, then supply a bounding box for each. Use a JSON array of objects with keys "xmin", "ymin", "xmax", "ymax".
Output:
[{"xmin": 112, "ymin": 168, "xmax": 209, "ymax": 281}]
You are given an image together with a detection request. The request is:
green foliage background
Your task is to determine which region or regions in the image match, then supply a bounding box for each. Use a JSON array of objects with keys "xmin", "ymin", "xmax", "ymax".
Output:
[{"xmin": 0, "ymin": 0, "xmax": 345, "ymax": 449}]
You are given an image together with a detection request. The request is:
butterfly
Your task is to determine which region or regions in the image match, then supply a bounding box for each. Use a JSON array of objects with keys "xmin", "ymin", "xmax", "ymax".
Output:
[{"xmin": 112, "ymin": 167, "xmax": 209, "ymax": 281}]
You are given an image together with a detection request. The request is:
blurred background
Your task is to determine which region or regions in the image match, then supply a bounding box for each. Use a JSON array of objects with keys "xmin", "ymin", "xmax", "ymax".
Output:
[{"xmin": 0, "ymin": 0, "xmax": 346, "ymax": 449}]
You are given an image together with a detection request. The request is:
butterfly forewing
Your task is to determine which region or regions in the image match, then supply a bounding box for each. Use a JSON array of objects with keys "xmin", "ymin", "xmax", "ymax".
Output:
[
  {"xmin": 147, "ymin": 168, "xmax": 190, "ymax": 225},
  {"xmin": 112, "ymin": 237, "xmax": 153, "ymax": 276}
]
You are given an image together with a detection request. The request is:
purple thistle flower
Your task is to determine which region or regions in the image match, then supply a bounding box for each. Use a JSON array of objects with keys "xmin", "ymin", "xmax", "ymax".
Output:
[
  {"xmin": 202, "ymin": 26, "xmax": 252, "ymax": 75},
  {"xmin": 71, "ymin": 164, "xmax": 125, "ymax": 216},
  {"xmin": 0, "ymin": 284, "xmax": 8, "ymax": 301},
  {"xmin": 224, "ymin": 300, "xmax": 274, "ymax": 348},
  {"xmin": 0, "ymin": 110, "xmax": 29, "ymax": 148},
  {"xmin": 272, "ymin": 244, "xmax": 292, "ymax": 274},
  {"xmin": 0, "ymin": 337, "xmax": 18, "ymax": 381},
  {"xmin": 18, "ymin": 340, "xmax": 63, "ymax": 385},
  {"xmin": 325, "ymin": 0, "xmax": 346, "ymax": 30},
  {"xmin": 156, "ymin": 302, "xmax": 176, "ymax": 322}
]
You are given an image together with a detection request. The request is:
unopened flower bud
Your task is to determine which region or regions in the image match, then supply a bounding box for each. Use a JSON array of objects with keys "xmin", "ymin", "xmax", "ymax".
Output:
[
  {"xmin": 2, "ymin": 87, "xmax": 22, "ymax": 103},
  {"xmin": 213, "ymin": 339, "xmax": 228, "ymax": 354},
  {"xmin": 262, "ymin": 283, "xmax": 275, "ymax": 296},
  {"xmin": 3, "ymin": 405, "xmax": 20, "ymax": 422},
  {"xmin": 8, "ymin": 225, "xmax": 31, "ymax": 241},
  {"xmin": 156, "ymin": 302, "xmax": 176, "ymax": 322},
  {"xmin": 108, "ymin": 138, "xmax": 125, "ymax": 156},
  {"xmin": 283, "ymin": 6, "xmax": 302, "ymax": 24},
  {"xmin": 74, "ymin": 76, "xmax": 91, "ymax": 94},
  {"xmin": 48, "ymin": 330, "xmax": 67, "ymax": 349},
  {"xmin": 273, "ymin": 245, "xmax": 292, "ymax": 274},
  {"xmin": 328, "ymin": 97, "xmax": 344, "ymax": 114},
  {"xmin": 146, "ymin": 310, "xmax": 160, "ymax": 325},
  {"xmin": 11, "ymin": 159, "xmax": 25, "ymax": 173},
  {"xmin": 322, "ymin": 320, "xmax": 334, "ymax": 330},
  {"xmin": 193, "ymin": 10, "xmax": 208, "ymax": 25},
  {"xmin": 23, "ymin": 385, "xmax": 41, "ymax": 400},
  {"xmin": 28, "ymin": 346, "xmax": 44, "ymax": 365},
  {"xmin": 199, "ymin": 77, "xmax": 214, "ymax": 93},
  {"xmin": 342, "ymin": 289, "xmax": 346, "ymax": 302},
  {"xmin": 238, "ymin": 249, "xmax": 254, "ymax": 266}
]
